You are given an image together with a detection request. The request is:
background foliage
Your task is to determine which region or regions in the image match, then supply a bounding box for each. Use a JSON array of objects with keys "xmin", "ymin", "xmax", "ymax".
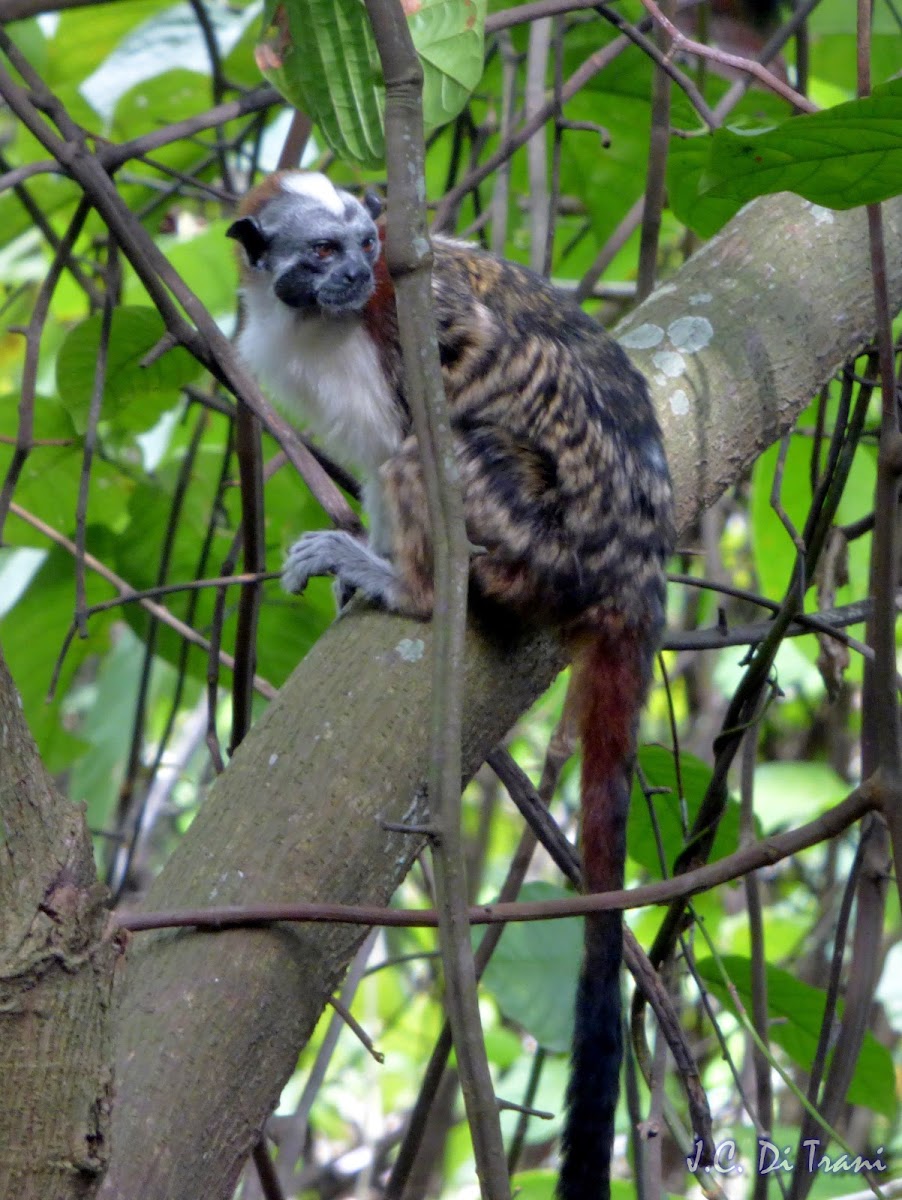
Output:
[{"xmin": 0, "ymin": 0, "xmax": 900, "ymax": 1197}]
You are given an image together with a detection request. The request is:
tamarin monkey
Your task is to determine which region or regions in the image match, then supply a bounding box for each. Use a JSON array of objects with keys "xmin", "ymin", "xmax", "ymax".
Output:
[{"xmin": 228, "ymin": 170, "xmax": 674, "ymax": 1200}]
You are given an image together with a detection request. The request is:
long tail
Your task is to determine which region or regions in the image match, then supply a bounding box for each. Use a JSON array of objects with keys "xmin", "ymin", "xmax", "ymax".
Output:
[{"xmin": 558, "ymin": 627, "xmax": 652, "ymax": 1200}]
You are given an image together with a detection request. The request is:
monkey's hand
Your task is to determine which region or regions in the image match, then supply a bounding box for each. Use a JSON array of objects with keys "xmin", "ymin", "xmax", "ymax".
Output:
[{"xmin": 282, "ymin": 530, "xmax": 401, "ymax": 610}]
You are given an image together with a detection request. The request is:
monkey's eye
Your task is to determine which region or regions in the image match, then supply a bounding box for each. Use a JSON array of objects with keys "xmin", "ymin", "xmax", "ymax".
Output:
[
  {"xmin": 312, "ymin": 241, "xmax": 338, "ymax": 260},
  {"xmin": 361, "ymin": 235, "xmax": 376, "ymax": 253}
]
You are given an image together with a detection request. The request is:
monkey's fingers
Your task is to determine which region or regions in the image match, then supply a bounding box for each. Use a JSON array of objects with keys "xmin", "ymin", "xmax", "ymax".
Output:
[{"xmin": 282, "ymin": 530, "xmax": 400, "ymax": 609}]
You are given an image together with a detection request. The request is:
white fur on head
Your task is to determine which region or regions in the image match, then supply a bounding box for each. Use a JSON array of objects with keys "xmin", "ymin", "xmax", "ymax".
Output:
[{"xmin": 280, "ymin": 172, "xmax": 346, "ymax": 216}]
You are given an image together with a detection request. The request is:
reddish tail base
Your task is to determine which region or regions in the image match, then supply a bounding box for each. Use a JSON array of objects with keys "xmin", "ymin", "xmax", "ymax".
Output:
[{"xmin": 557, "ymin": 628, "xmax": 649, "ymax": 1200}]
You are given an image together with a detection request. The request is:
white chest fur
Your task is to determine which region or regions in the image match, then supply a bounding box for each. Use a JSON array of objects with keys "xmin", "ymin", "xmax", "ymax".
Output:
[{"xmin": 237, "ymin": 287, "xmax": 402, "ymax": 476}]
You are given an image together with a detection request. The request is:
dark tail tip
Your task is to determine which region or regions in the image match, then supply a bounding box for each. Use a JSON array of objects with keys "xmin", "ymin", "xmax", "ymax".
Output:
[{"xmin": 557, "ymin": 913, "xmax": 623, "ymax": 1200}]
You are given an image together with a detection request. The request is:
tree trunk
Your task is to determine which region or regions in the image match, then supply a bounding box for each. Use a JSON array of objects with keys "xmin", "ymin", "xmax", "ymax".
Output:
[
  {"xmin": 0, "ymin": 648, "xmax": 121, "ymax": 1200},
  {"xmin": 99, "ymin": 191, "xmax": 902, "ymax": 1200}
]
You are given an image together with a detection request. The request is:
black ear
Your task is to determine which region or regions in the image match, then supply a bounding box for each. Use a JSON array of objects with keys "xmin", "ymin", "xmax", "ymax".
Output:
[
  {"xmin": 363, "ymin": 189, "xmax": 383, "ymax": 221},
  {"xmin": 226, "ymin": 215, "xmax": 269, "ymax": 265}
]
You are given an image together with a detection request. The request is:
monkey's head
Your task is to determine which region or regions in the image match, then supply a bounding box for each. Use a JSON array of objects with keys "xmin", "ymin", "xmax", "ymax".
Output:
[{"xmin": 227, "ymin": 172, "xmax": 383, "ymax": 317}]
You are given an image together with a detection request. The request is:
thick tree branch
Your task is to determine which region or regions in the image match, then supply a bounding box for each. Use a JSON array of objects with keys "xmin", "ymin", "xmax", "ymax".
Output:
[{"xmin": 97, "ymin": 191, "xmax": 902, "ymax": 1200}]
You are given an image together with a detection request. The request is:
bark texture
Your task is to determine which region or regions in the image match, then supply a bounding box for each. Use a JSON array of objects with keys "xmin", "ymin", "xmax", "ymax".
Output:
[
  {"xmin": 0, "ymin": 647, "xmax": 121, "ymax": 1200},
  {"xmin": 99, "ymin": 191, "xmax": 902, "ymax": 1200}
]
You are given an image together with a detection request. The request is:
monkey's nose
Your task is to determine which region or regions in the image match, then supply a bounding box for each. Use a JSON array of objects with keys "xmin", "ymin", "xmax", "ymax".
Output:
[{"xmin": 343, "ymin": 265, "xmax": 370, "ymax": 286}]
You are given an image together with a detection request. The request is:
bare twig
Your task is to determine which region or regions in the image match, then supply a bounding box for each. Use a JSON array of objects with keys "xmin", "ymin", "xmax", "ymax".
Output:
[
  {"xmin": 327, "ymin": 992, "xmax": 385, "ymax": 1064},
  {"xmin": 739, "ymin": 702, "xmax": 773, "ymax": 1200},
  {"xmin": 525, "ymin": 17, "xmax": 552, "ymax": 274},
  {"xmin": 639, "ymin": 0, "xmax": 818, "ymax": 112},
  {"xmin": 115, "ymin": 779, "xmax": 878, "ymax": 934},
  {"xmin": 487, "ymin": 0, "xmax": 608, "ymax": 32},
  {"xmin": 488, "ymin": 31, "xmax": 519, "ymax": 257},
  {"xmin": 0, "ymin": 157, "xmax": 62, "ymax": 191},
  {"xmin": 231, "ymin": 401, "xmax": 265, "ymax": 754},
  {"xmin": 385, "ymin": 724, "xmax": 574, "ymax": 1199},
  {"xmin": 711, "ymin": 0, "xmax": 824, "ymax": 123},
  {"xmin": 363, "ymin": 2, "xmax": 511, "ymax": 1196},
  {"xmin": 104, "ymin": 86, "xmax": 282, "ymax": 171},
  {"xmin": 787, "ymin": 840, "xmax": 864, "ymax": 1200},
  {"xmin": 636, "ymin": 0, "xmax": 673, "ymax": 299},
  {"xmin": 595, "ymin": 2, "xmax": 716, "ymax": 129},
  {"xmin": 251, "ymin": 1139, "xmax": 286, "ymax": 1200},
  {"xmin": 276, "ymin": 110, "xmax": 313, "ymax": 171},
  {"xmin": 74, "ymin": 238, "xmax": 119, "ymax": 636}
]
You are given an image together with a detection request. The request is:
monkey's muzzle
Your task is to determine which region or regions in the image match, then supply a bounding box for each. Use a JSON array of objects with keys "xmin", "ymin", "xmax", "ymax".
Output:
[{"xmin": 275, "ymin": 264, "xmax": 375, "ymax": 316}]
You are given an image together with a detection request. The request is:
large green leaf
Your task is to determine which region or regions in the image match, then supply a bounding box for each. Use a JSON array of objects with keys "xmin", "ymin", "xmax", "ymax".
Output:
[
  {"xmin": 670, "ymin": 79, "xmax": 902, "ymax": 235},
  {"xmin": 697, "ymin": 956, "xmax": 897, "ymax": 1119},
  {"xmin": 56, "ymin": 307, "xmax": 200, "ymax": 436},
  {"xmin": 752, "ymin": 761, "xmax": 850, "ymax": 833},
  {"xmin": 628, "ymin": 745, "xmax": 747, "ymax": 877},
  {"xmin": 409, "ymin": 0, "xmax": 486, "ymax": 125},
  {"xmin": 479, "ymin": 881, "xmax": 581, "ymax": 1052},
  {"xmin": 47, "ymin": 0, "xmax": 174, "ymax": 95},
  {"xmin": 122, "ymin": 221, "xmax": 239, "ymax": 321},
  {"xmin": 256, "ymin": 0, "xmax": 485, "ymax": 167},
  {"xmin": 0, "ymin": 395, "xmax": 134, "ymax": 546},
  {"xmin": 0, "ymin": 539, "xmax": 118, "ymax": 770},
  {"xmin": 111, "ymin": 69, "xmax": 211, "ymax": 140}
]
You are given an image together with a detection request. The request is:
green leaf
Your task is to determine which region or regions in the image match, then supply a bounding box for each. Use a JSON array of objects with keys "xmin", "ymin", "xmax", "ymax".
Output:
[
  {"xmin": 752, "ymin": 761, "xmax": 850, "ymax": 832},
  {"xmin": 123, "ymin": 222, "xmax": 239, "ymax": 321},
  {"xmin": 479, "ymin": 882, "xmax": 581, "ymax": 1051},
  {"xmin": 670, "ymin": 79, "xmax": 902, "ymax": 234},
  {"xmin": 111, "ymin": 69, "xmax": 210, "ymax": 139},
  {"xmin": 697, "ymin": 956, "xmax": 898, "ymax": 1119},
  {"xmin": 409, "ymin": 0, "xmax": 487, "ymax": 129},
  {"xmin": 629, "ymin": 745, "xmax": 746, "ymax": 877},
  {"xmin": 0, "ymin": 395, "xmax": 133, "ymax": 547},
  {"xmin": 509, "ymin": 1171, "xmax": 557, "ymax": 1200},
  {"xmin": 666, "ymin": 136, "xmax": 743, "ymax": 238},
  {"xmin": 259, "ymin": 0, "xmax": 383, "ymax": 166},
  {"xmin": 56, "ymin": 307, "xmax": 200, "ymax": 436},
  {"xmin": 0, "ymin": 539, "xmax": 118, "ymax": 770},
  {"xmin": 256, "ymin": 0, "xmax": 485, "ymax": 167},
  {"xmin": 47, "ymin": 0, "xmax": 175, "ymax": 99}
]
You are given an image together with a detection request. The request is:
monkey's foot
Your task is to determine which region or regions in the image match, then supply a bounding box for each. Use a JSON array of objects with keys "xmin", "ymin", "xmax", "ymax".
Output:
[{"xmin": 282, "ymin": 530, "xmax": 400, "ymax": 608}]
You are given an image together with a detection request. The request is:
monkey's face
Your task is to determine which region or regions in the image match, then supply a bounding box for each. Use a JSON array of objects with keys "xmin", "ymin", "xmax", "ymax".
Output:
[{"xmin": 228, "ymin": 173, "xmax": 382, "ymax": 317}]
